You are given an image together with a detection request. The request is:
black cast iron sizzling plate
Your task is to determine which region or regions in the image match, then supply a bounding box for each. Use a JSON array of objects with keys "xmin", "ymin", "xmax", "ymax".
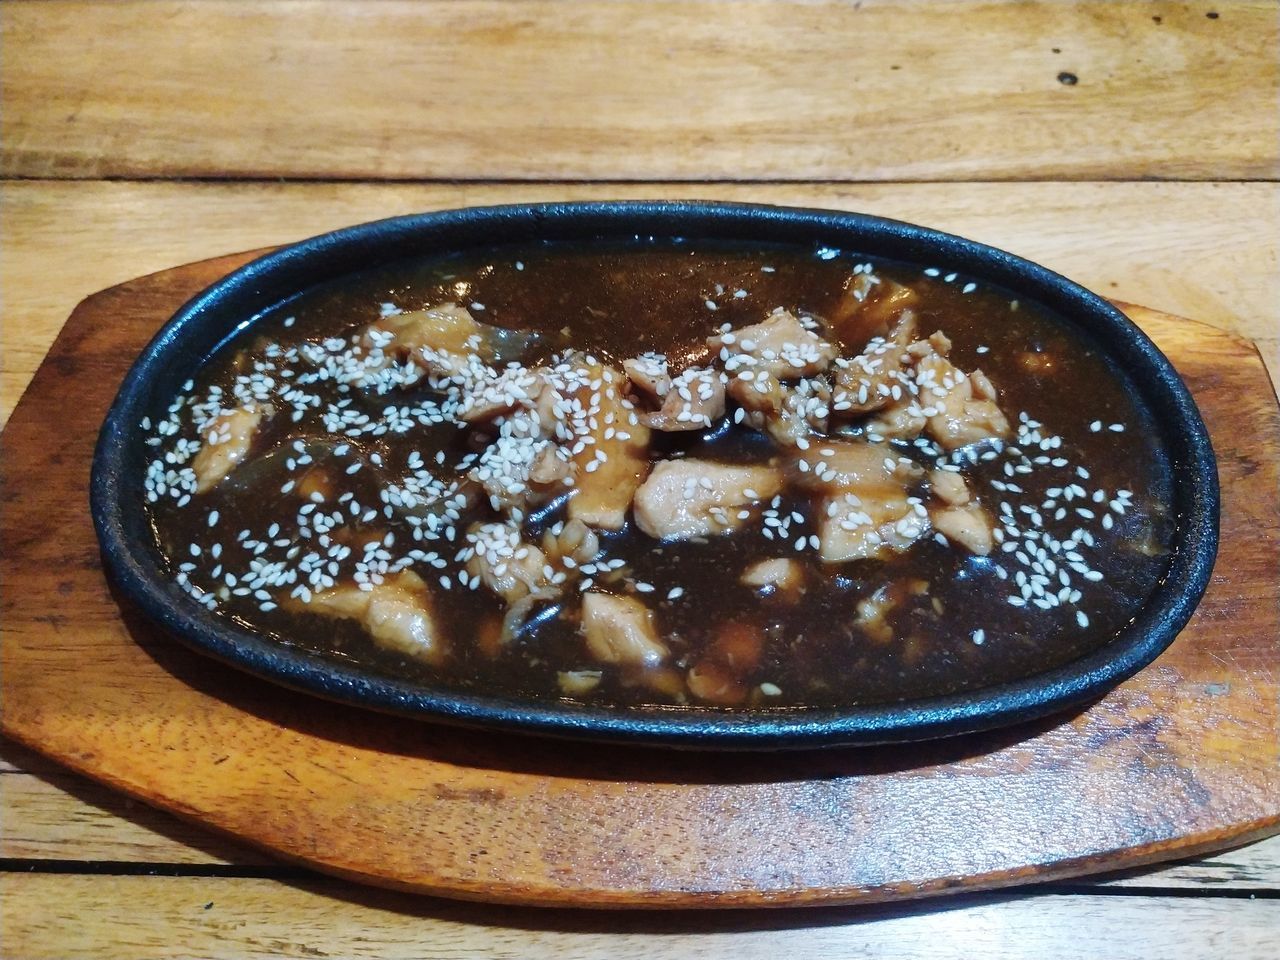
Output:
[{"xmin": 90, "ymin": 202, "xmax": 1219, "ymax": 749}]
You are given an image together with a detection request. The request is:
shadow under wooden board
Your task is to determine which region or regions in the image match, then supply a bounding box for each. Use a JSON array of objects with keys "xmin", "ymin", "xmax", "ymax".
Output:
[{"xmin": 2, "ymin": 251, "xmax": 1278, "ymax": 909}]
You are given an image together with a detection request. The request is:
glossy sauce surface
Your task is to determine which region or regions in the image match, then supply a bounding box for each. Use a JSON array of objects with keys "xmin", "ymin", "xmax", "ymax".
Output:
[{"xmin": 145, "ymin": 240, "xmax": 1173, "ymax": 709}]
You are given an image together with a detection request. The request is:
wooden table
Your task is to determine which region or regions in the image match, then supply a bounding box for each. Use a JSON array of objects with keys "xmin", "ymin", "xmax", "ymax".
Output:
[{"xmin": 2, "ymin": 2, "xmax": 1277, "ymax": 956}]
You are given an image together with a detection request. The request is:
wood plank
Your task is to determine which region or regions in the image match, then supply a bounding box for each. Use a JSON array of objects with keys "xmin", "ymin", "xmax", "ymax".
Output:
[
  {"xmin": 2, "ymin": 876, "xmax": 1278, "ymax": 960},
  {"xmin": 2, "ymin": 256, "xmax": 1277, "ymax": 907},
  {"xmin": 3, "ymin": 180, "xmax": 1276, "ymax": 426},
  {"xmin": 0, "ymin": 751, "xmax": 271, "ymax": 866},
  {"xmin": 2, "ymin": 1, "xmax": 1275, "ymax": 182}
]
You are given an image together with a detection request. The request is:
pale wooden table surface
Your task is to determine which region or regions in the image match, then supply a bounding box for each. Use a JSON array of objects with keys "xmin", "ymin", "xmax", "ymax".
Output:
[{"xmin": 1, "ymin": 2, "xmax": 1277, "ymax": 957}]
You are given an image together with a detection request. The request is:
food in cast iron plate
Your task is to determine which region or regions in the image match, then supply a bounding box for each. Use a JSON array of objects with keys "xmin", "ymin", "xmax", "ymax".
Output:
[{"xmin": 141, "ymin": 240, "xmax": 1173, "ymax": 708}]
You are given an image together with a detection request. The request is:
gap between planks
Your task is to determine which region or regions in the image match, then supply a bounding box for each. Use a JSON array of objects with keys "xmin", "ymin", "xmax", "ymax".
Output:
[
  {"xmin": 2, "ymin": 876, "xmax": 1278, "ymax": 960},
  {"xmin": 3, "ymin": 179, "xmax": 1277, "ymax": 427}
]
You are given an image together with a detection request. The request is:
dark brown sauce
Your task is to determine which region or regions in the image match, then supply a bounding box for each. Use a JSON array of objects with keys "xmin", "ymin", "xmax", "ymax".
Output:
[{"xmin": 145, "ymin": 239, "xmax": 1174, "ymax": 709}]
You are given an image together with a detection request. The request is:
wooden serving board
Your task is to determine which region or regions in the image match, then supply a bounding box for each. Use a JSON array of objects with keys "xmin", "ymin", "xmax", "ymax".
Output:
[{"xmin": 2, "ymin": 252, "xmax": 1278, "ymax": 909}]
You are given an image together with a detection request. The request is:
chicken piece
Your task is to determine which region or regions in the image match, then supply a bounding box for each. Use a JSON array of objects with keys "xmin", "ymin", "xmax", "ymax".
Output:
[
  {"xmin": 917, "ymin": 354, "xmax": 1011, "ymax": 451},
  {"xmin": 191, "ymin": 405, "xmax": 267, "ymax": 493},
  {"xmin": 541, "ymin": 518, "xmax": 601, "ymax": 568},
  {"xmin": 687, "ymin": 661, "xmax": 748, "ymax": 706},
  {"xmin": 366, "ymin": 303, "xmax": 480, "ymax": 355},
  {"xmin": 457, "ymin": 365, "xmax": 555, "ymax": 425},
  {"xmin": 728, "ymin": 371, "xmax": 830, "ymax": 446},
  {"xmin": 790, "ymin": 439, "xmax": 922, "ymax": 492},
  {"xmin": 632, "ymin": 459, "xmax": 782, "ymax": 540},
  {"xmin": 709, "ymin": 620, "xmax": 765, "ymax": 672},
  {"xmin": 528, "ymin": 444, "xmax": 573, "ymax": 486},
  {"xmin": 643, "ymin": 367, "xmax": 727, "ymax": 431},
  {"xmin": 462, "ymin": 369, "xmax": 577, "ymax": 514},
  {"xmin": 741, "ymin": 558, "xmax": 803, "ymax": 593},
  {"xmin": 709, "ymin": 309, "xmax": 837, "ymax": 379},
  {"xmin": 363, "ymin": 303, "xmax": 537, "ymax": 381},
  {"xmin": 830, "ymin": 314, "xmax": 918, "ymax": 418},
  {"xmin": 567, "ymin": 364, "xmax": 653, "ymax": 530},
  {"xmin": 623, "ymin": 353, "xmax": 671, "ymax": 403},
  {"xmin": 931, "ymin": 502, "xmax": 995, "ymax": 555},
  {"xmin": 686, "ymin": 620, "xmax": 764, "ymax": 706},
  {"xmin": 558, "ymin": 670, "xmax": 604, "ymax": 695},
  {"xmin": 818, "ymin": 494, "xmax": 930, "ymax": 563},
  {"xmin": 853, "ymin": 578, "xmax": 929, "ymax": 644},
  {"xmin": 300, "ymin": 571, "xmax": 444, "ymax": 665},
  {"xmin": 464, "ymin": 522, "xmax": 554, "ymax": 605},
  {"xmin": 468, "ymin": 433, "xmax": 570, "ymax": 516},
  {"xmin": 362, "ymin": 303, "xmax": 484, "ymax": 381},
  {"xmin": 581, "ymin": 592, "xmax": 668, "ymax": 667},
  {"xmin": 828, "ymin": 274, "xmax": 921, "ymax": 348},
  {"xmin": 1019, "ymin": 350, "xmax": 1056, "ymax": 375},
  {"xmin": 930, "ymin": 468, "xmax": 970, "ymax": 506},
  {"xmin": 791, "ymin": 440, "xmax": 928, "ymax": 562},
  {"xmin": 864, "ymin": 398, "xmax": 928, "ymax": 441},
  {"xmin": 917, "ymin": 330, "xmax": 953, "ymax": 357}
]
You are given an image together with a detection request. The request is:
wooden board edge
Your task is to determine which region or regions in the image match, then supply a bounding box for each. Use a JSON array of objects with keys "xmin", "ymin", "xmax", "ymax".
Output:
[
  {"xmin": 4, "ymin": 719, "xmax": 1277, "ymax": 910},
  {"xmin": 2, "ymin": 266, "xmax": 1278, "ymax": 909}
]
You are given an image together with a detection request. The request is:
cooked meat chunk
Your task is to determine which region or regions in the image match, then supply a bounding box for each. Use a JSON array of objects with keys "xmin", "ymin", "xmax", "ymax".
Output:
[
  {"xmin": 931, "ymin": 502, "xmax": 995, "ymax": 555},
  {"xmin": 829, "ymin": 275, "xmax": 921, "ymax": 348},
  {"xmin": 527, "ymin": 444, "xmax": 574, "ymax": 486},
  {"xmin": 709, "ymin": 620, "xmax": 765, "ymax": 672},
  {"xmin": 633, "ymin": 459, "xmax": 782, "ymax": 540},
  {"xmin": 741, "ymin": 558, "xmax": 803, "ymax": 593},
  {"xmin": 623, "ymin": 353, "xmax": 671, "ymax": 403},
  {"xmin": 558, "ymin": 670, "xmax": 604, "ymax": 695},
  {"xmin": 462, "ymin": 370, "xmax": 576, "ymax": 513},
  {"xmin": 791, "ymin": 441, "xmax": 928, "ymax": 562},
  {"xmin": 541, "ymin": 518, "xmax": 601, "ymax": 568},
  {"xmin": 709, "ymin": 309, "xmax": 837, "ymax": 379},
  {"xmin": 581, "ymin": 592, "xmax": 668, "ymax": 667},
  {"xmin": 830, "ymin": 315, "xmax": 917, "ymax": 417},
  {"xmin": 930, "ymin": 468, "xmax": 970, "ymax": 506},
  {"xmin": 468, "ymin": 432, "xmax": 569, "ymax": 515},
  {"xmin": 853, "ymin": 579, "xmax": 929, "ymax": 644},
  {"xmin": 300, "ymin": 571, "xmax": 444, "ymax": 664},
  {"xmin": 464, "ymin": 522, "xmax": 555, "ymax": 604},
  {"xmin": 818, "ymin": 493, "xmax": 929, "ymax": 563},
  {"xmin": 917, "ymin": 354, "xmax": 1012, "ymax": 451},
  {"xmin": 864, "ymin": 398, "xmax": 928, "ymax": 441},
  {"xmin": 1019, "ymin": 350, "xmax": 1056, "ymax": 374},
  {"xmin": 643, "ymin": 367, "xmax": 727, "ymax": 431},
  {"xmin": 457, "ymin": 365, "xmax": 554, "ymax": 425},
  {"xmin": 565, "ymin": 365, "xmax": 653, "ymax": 530},
  {"xmin": 363, "ymin": 303, "xmax": 537, "ymax": 381},
  {"xmin": 686, "ymin": 661, "xmax": 748, "ymax": 705},
  {"xmin": 728, "ymin": 371, "xmax": 829, "ymax": 446},
  {"xmin": 790, "ymin": 440, "xmax": 922, "ymax": 492},
  {"xmin": 191, "ymin": 405, "xmax": 267, "ymax": 493},
  {"xmin": 362, "ymin": 303, "xmax": 484, "ymax": 381}
]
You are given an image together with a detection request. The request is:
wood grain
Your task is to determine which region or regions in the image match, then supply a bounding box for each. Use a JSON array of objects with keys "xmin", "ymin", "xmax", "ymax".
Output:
[
  {"xmin": 3, "ymin": 876, "xmax": 1279, "ymax": 960},
  {"xmin": 6, "ymin": 736, "xmax": 1279, "ymax": 888},
  {"xmin": 3, "ymin": 180, "xmax": 1276, "ymax": 426},
  {"xmin": 1, "ymin": 255, "xmax": 1277, "ymax": 907},
  {"xmin": 3, "ymin": 1, "xmax": 1276, "ymax": 182}
]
